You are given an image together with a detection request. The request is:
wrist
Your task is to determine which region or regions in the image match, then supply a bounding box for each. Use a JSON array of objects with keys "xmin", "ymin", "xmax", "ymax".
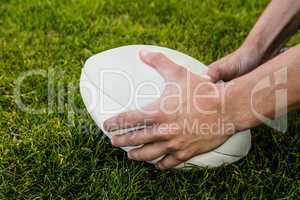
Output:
[
  {"xmin": 223, "ymin": 78, "xmax": 259, "ymax": 132},
  {"xmin": 241, "ymin": 35, "xmax": 264, "ymax": 56},
  {"xmin": 241, "ymin": 33, "xmax": 277, "ymax": 64},
  {"xmin": 239, "ymin": 41, "xmax": 263, "ymax": 63}
]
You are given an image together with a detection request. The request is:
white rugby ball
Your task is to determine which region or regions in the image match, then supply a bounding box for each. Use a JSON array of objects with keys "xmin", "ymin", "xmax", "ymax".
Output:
[{"xmin": 79, "ymin": 45, "xmax": 251, "ymax": 169}]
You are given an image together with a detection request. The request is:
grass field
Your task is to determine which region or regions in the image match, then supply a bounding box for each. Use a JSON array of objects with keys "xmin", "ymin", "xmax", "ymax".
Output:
[{"xmin": 1, "ymin": 0, "xmax": 300, "ymax": 199}]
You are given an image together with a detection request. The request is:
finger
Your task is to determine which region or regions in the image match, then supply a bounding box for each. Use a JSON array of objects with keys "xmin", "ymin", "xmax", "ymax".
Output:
[
  {"xmin": 155, "ymin": 154, "xmax": 182, "ymax": 170},
  {"xmin": 103, "ymin": 101, "xmax": 163, "ymax": 131},
  {"xmin": 207, "ymin": 61, "xmax": 223, "ymax": 82},
  {"xmin": 139, "ymin": 50, "xmax": 184, "ymax": 80},
  {"xmin": 155, "ymin": 148, "xmax": 195, "ymax": 170},
  {"xmin": 111, "ymin": 125, "xmax": 173, "ymax": 147},
  {"xmin": 155, "ymin": 135, "xmax": 232, "ymax": 170},
  {"xmin": 127, "ymin": 142, "xmax": 169, "ymax": 161},
  {"xmin": 208, "ymin": 58, "xmax": 239, "ymax": 82}
]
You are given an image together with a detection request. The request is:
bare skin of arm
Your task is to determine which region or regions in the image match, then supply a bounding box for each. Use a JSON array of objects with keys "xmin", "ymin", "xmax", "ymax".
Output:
[
  {"xmin": 226, "ymin": 45, "xmax": 300, "ymax": 131},
  {"xmin": 208, "ymin": 0, "xmax": 300, "ymax": 82}
]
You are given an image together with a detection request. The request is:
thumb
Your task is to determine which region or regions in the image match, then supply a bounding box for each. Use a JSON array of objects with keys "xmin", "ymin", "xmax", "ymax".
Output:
[
  {"xmin": 207, "ymin": 57, "xmax": 240, "ymax": 82},
  {"xmin": 207, "ymin": 62, "xmax": 223, "ymax": 82},
  {"xmin": 139, "ymin": 50, "xmax": 183, "ymax": 80}
]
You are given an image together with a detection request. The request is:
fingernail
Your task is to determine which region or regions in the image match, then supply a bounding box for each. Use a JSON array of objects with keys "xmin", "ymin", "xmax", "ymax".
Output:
[
  {"xmin": 201, "ymin": 74, "xmax": 213, "ymax": 81},
  {"xmin": 110, "ymin": 137, "xmax": 116, "ymax": 146},
  {"xmin": 127, "ymin": 152, "xmax": 133, "ymax": 159},
  {"xmin": 140, "ymin": 49, "xmax": 155, "ymax": 63},
  {"xmin": 140, "ymin": 49, "xmax": 151, "ymax": 58},
  {"xmin": 155, "ymin": 163, "xmax": 161, "ymax": 170},
  {"xmin": 103, "ymin": 120, "xmax": 118, "ymax": 132}
]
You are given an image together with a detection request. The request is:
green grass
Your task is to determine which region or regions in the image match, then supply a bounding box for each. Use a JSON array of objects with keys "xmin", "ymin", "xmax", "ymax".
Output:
[{"xmin": 1, "ymin": 0, "xmax": 300, "ymax": 199}]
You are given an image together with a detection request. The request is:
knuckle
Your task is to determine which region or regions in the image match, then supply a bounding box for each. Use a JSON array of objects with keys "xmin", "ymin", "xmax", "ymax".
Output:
[
  {"xmin": 157, "ymin": 132, "xmax": 171, "ymax": 140},
  {"xmin": 116, "ymin": 113, "xmax": 127, "ymax": 124},
  {"xmin": 127, "ymin": 133, "xmax": 138, "ymax": 145},
  {"xmin": 153, "ymin": 110, "xmax": 166, "ymax": 122},
  {"xmin": 167, "ymin": 140, "xmax": 181, "ymax": 151},
  {"xmin": 166, "ymin": 142, "xmax": 174, "ymax": 151},
  {"xmin": 156, "ymin": 127, "xmax": 176, "ymax": 141},
  {"xmin": 174, "ymin": 151, "xmax": 190, "ymax": 161},
  {"xmin": 142, "ymin": 154, "xmax": 153, "ymax": 161},
  {"xmin": 174, "ymin": 66, "xmax": 186, "ymax": 76}
]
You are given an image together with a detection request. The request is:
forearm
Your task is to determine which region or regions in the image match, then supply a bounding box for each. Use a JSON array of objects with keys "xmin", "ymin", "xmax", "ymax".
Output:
[
  {"xmin": 227, "ymin": 44, "xmax": 300, "ymax": 131},
  {"xmin": 242, "ymin": 0, "xmax": 300, "ymax": 66}
]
